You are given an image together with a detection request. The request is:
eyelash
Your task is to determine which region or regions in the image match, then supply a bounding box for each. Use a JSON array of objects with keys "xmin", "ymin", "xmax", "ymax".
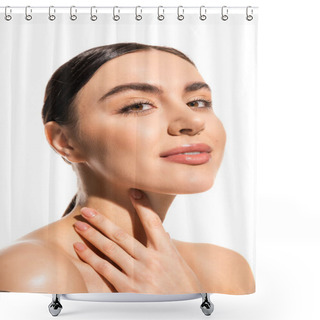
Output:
[{"xmin": 118, "ymin": 98, "xmax": 213, "ymax": 117}]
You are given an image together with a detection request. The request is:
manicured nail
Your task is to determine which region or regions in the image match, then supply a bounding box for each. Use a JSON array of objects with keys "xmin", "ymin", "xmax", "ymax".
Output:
[
  {"xmin": 81, "ymin": 207, "xmax": 96, "ymax": 218},
  {"xmin": 74, "ymin": 242, "xmax": 86, "ymax": 251},
  {"xmin": 130, "ymin": 189, "xmax": 142, "ymax": 199},
  {"xmin": 74, "ymin": 221, "xmax": 89, "ymax": 231}
]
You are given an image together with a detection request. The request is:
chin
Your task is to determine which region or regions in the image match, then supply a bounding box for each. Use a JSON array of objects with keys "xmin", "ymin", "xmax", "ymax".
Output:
[{"xmin": 174, "ymin": 177, "xmax": 215, "ymax": 194}]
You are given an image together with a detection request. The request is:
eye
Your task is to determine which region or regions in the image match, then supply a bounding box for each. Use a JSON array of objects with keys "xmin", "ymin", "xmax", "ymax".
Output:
[
  {"xmin": 118, "ymin": 100, "xmax": 154, "ymax": 117},
  {"xmin": 187, "ymin": 99, "xmax": 212, "ymax": 109}
]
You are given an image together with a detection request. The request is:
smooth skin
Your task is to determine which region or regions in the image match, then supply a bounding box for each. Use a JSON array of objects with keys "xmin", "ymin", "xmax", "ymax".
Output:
[
  {"xmin": 72, "ymin": 190, "xmax": 204, "ymax": 294},
  {"xmin": 0, "ymin": 49, "xmax": 255, "ymax": 294}
]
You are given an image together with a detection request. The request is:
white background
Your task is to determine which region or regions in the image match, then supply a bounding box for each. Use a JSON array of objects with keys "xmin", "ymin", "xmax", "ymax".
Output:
[{"xmin": 1, "ymin": 0, "xmax": 319, "ymax": 319}]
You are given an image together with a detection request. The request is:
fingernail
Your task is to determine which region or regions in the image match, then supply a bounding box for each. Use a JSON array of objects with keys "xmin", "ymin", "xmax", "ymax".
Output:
[
  {"xmin": 81, "ymin": 207, "xmax": 96, "ymax": 218},
  {"xmin": 74, "ymin": 242, "xmax": 86, "ymax": 251},
  {"xmin": 130, "ymin": 189, "xmax": 142, "ymax": 199}
]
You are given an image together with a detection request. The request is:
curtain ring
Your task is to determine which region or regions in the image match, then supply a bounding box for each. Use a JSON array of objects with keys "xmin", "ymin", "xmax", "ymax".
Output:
[
  {"xmin": 157, "ymin": 6, "xmax": 164, "ymax": 20},
  {"xmin": 113, "ymin": 6, "xmax": 120, "ymax": 21},
  {"xmin": 90, "ymin": 6, "xmax": 98, "ymax": 21},
  {"xmin": 200, "ymin": 5, "xmax": 207, "ymax": 20},
  {"xmin": 5, "ymin": 6, "xmax": 12, "ymax": 21},
  {"xmin": 135, "ymin": 6, "xmax": 142, "ymax": 20},
  {"xmin": 177, "ymin": 6, "xmax": 184, "ymax": 21},
  {"xmin": 246, "ymin": 6, "xmax": 253, "ymax": 21},
  {"xmin": 25, "ymin": 6, "xmax": 32, "ymax": 21},
  {"xmin": 221, "ymin": 6, "xmax": 228, "ymax": 21},
  {"xmin": 70, "ymin": 6, "xmax": 77, "ymax": 21},
  {"xmin": 49, "ymin": 6, "xmax": 56, "ymax": 21}
]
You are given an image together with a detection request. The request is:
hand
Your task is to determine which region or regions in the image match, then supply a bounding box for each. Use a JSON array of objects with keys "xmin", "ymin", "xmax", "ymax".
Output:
[{"xmin": 72, "ymin": 189, "xmax": 204, "ymax": 294}]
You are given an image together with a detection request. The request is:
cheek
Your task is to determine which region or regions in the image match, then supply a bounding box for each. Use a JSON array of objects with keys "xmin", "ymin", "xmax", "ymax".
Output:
[
  {"xmin": 107, "ymin": 120, "xmax": 159, "ymax": 157},
  {"xmin": 90, "ymin": 118, "xmax": 161, "ymax": 179},
  {"xmin": 209, "ymin": 115, "xmax": 227, "ymax": 156}
]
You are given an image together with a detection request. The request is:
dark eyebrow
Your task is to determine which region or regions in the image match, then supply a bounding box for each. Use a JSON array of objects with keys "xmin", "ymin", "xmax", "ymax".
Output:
[
  {"xmin": 98, "ymin": 83, "xmax": 162, "ymax": 102},
  {"xmin": 184, "ymin": 81, "xmax": 211, "ymax": 93},
  {"xmin": 98, "ymin": 81, "xmax": 211, "ymax": 103}
]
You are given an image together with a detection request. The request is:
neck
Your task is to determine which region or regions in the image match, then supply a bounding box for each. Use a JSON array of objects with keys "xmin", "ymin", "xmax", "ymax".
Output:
[{"xmin": 63, "ymin": 187, "xmax": 176, "ymax": 247}]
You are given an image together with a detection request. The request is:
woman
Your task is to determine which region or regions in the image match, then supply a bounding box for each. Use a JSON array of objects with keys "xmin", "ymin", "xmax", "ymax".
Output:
[{"xmin": 0, "ymin": 42, "xmax": 255, "ymax": 294}]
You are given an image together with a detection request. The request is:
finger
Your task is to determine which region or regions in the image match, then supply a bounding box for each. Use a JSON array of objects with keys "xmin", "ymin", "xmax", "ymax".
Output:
[
  {"xmin": 129, "ymin": 189, "xmax": 172, "ymax": 251},
  {"xmin": 73, "ymin": 241, "xmax": 131, "ymax": 292},
  {"xmin": 80, "ymin": 208, "xmax": 147, "ymax": 261},
  {"xmin": 73, "ymin": 221, "xmax": 136, "ymax": 276}
]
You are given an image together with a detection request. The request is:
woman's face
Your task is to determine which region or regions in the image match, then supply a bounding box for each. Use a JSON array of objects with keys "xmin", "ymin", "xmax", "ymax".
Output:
[{"xmin": 73, "ymin": 49, "xmax": 226, "ymax": 194}]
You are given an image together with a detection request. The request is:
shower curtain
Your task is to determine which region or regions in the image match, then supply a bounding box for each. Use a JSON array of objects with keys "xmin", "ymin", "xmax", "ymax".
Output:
[{"xmin": 0, "ymin": 6, "xmax": 258, "ymax": 295}]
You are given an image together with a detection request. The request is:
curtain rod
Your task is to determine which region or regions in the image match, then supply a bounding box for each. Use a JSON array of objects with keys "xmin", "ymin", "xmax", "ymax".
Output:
[{"xmin": 0, "ymin": 6, "xmax": 259, "ymax": 9}]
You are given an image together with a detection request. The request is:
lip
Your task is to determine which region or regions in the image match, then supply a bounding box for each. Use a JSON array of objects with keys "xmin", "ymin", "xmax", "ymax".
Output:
[{"xmin": 160, "ymin": 143, "xmax": 212, "ymax": 157}]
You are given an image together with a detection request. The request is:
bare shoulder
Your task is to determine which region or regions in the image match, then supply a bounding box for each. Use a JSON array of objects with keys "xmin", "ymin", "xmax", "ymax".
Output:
[
  {"xmin": 172, "ymin": 239, "xmax": 255, "ymax": 294},
  {"xmin": 0, "ymin": 240, "xmax": 87, "ymax": 293}
]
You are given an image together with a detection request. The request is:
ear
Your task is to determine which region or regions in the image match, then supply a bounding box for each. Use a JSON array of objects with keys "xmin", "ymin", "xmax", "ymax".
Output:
[{"xmin": 44, "ymin": 121, "xmax": 86, "ymax": 163}]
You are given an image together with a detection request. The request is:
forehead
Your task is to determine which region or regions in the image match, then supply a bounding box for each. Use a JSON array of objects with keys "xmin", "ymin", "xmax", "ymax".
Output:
[{"xmin": 86, "ymin": 49, "xmax": 201, "ymax": 88}]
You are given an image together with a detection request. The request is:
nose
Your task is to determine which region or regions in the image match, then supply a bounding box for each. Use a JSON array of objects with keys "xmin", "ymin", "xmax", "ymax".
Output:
[{"xmin": 167, "ymin": 104, "xmax": 206, "ymax": 136}]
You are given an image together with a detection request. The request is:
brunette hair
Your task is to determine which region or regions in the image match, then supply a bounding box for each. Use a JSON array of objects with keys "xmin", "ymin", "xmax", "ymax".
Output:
[{"xmin": 41, "ymin": 42, "xmax": 196, "ymax": 218}]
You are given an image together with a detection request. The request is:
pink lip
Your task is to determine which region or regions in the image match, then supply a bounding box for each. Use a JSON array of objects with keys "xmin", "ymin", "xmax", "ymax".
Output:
[
  {"xmin": 160, "ymin": 143, "xmax": 212, "ymax": 157},
  {"xmin": 161, "ymin": 153, "xmax": 212, "ymax": 165}
]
